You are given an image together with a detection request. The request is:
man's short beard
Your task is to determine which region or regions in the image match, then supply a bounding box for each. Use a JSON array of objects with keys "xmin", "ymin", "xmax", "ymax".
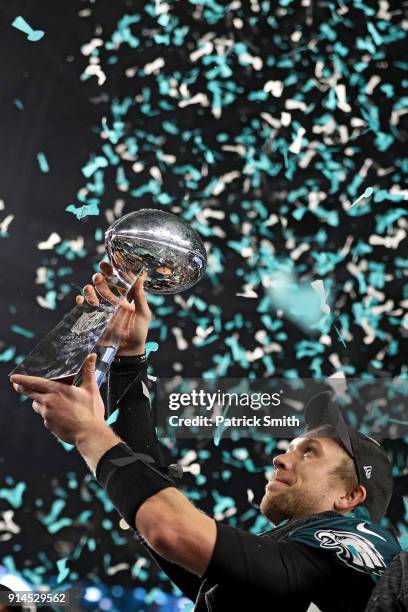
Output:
[{"xmin": 260, "ymin": 486, "xmax": 324, "ymax": 525}]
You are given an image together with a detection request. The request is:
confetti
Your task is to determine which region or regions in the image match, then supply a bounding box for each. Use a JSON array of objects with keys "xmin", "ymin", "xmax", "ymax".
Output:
[
  {"xmin": 12, "ymin": 16, "xmax": 45, "ymax": 42},
  {"xmin": 36, "ymin": 152, "xmax": 50, "ymax": 173},
  {"xmin": 2, "ymin": 0, "xmax": 407, "ymax": 605}
]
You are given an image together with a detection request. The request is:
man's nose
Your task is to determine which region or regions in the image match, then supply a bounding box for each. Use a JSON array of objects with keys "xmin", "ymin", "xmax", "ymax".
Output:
[{"xmin": 273, "ymin": 452, "xmax": 294, "ymax": 471}]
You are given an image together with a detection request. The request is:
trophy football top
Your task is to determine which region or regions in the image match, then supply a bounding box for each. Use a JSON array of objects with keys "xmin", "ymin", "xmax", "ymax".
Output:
[{"xmin": 105, "ymin": 208, "xmax": 207, "ymax": 295}]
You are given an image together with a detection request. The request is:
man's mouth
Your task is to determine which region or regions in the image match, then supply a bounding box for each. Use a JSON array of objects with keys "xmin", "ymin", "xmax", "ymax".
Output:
[{"xmin": 266, "ymin": 478, "xmax": 290, "ymax": 490}]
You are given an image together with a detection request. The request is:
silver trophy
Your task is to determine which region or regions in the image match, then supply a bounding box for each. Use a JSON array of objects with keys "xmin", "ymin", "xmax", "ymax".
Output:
[{"xmin": 11, "ymin": 209, "xmax": 207, "ymax": 384}]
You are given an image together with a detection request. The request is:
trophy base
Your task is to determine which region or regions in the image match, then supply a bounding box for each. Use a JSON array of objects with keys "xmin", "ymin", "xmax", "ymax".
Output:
[{"xmin": 10, "ymin": 301, "xmax": 115, "ymax": 380}]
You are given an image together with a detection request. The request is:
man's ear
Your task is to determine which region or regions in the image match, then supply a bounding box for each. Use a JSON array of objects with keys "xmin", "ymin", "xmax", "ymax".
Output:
[{"xmin": 334, "ymin": 485, "xmax": 367, "ymax": 513}]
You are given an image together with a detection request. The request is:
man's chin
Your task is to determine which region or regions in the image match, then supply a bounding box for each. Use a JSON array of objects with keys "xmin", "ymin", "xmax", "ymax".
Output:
[{"xmin": 260, "ymin": 492, "xmax": 292, "ymax": 525}]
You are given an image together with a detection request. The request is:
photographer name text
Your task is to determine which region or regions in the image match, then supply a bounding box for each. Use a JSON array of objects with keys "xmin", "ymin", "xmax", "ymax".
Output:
[{"xmin": 168, "ymin": 415, "xmax": 299, "ymax": 427}]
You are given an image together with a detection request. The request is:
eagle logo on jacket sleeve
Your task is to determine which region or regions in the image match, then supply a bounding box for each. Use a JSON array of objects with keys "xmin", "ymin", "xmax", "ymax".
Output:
[{"xmin": 314, "ymin": 529, "xmax": 387, "ymax": 576}]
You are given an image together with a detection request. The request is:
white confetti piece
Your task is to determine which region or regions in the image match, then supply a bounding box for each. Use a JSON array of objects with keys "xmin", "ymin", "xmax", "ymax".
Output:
[
  {"xmin": 310, "ymin": 280, "xmax": 331, "ymax": 315},
  {"xmin": 264, "ymin": 80, "xmax": 283, "ymax": 97},
  {"xmin": 132, "ymin": 558, "xmax": 148, "ymax": 576},
  {"xmin": 327, "ymin": 370, "xmax": 348, "ymax": 396},
  {"xmin": 154, "ymin": 1, "xmax": 171, "ymax": 15},
  {"xmin": 0, "ymin": 510, "xmax": 20, "ymax": 535},
  {"xmin": 298, "ymin": 147, "xmax": 317, "ymax": 169},
  {"xmin": 366, "ymin": 75, "xmax": 381, "ymax": 95},
  {"xmin": 281, "ymin": 112, "xmax": 291, "ymax": 126},
  {"xmin": 150, "ymin": 166, "xmax": 163, "ymax": 184},
  {"xmin": 335, "ymin": 84, "xmax": 351, "ymax": 112},
  {"xmin": 378, "ymin": 0, "xmax": 392, "ymax": 20},
  {"xmin": 236, "ymin": 286, "xmax": 258, "ymax": 298},
  {"xmin": 222, "ymin": 144, "xmax": 247, "ymax": 156},
  {"xmin": 190, "ymin": 40, "xmax": 213, "ymax": 62},
  {"xmin": 183, "ymin": 463, "xmax": 200, "ymax": 475},
  {"xmin": 179, "ymin": 451, "xmax": 197, "ymax": 466},
  {"xmin": 289, "ymin": 126, "xmax": 306, "ymax": 154},
  {"xmin": 81, "ymin": 38, "xmax": 103, "ymax": 56},
  {"xmin": 194, "ymin": 325, "xmax": 214, "ymax": 339},
  {"xmin": 36, "ymin": 295, "xmax": 54, "ymax": 309},
  {"xmin": 371, "ymin": 300, "xmax": 394, "ymax": 315},
  {"xmin": 313, "ymin": 118, "xmax": 337, "ymax": 134},
  {"xmin": 215, "ymin": 507, "xmax": 237, "ymax": 521},
  {"xmin": 286, "ymin": 99, "xmax": 307, "ymax": 111},
  {"xmin": 38, "ymin": 232, "xmax": 61, "ymax": 250},
  {"xmin": 360, "ymin": 318, "xmax": 376, "ymax": 345},
  {"xmin": 132, "ymin": 162, "xmax": 144, "ymax": 173},
  {"xmin": 125, "ymin": 66, "xmax": 137, "ymax": 78},
  {"xmin": 35, "ymin": 266, "xmax": 48, "ymax": 284},
  {"xmin": 107, "ymin": 563, "xmax": 130, "ymax": 575},
  {"xmin": 369, "ymin": 229, "xmax": 406, "ymax": 249},
  {"xmin": 172, "ymin": 327, "xmax": 188, "ymax": 350},
  {"xmin": 179, "ymin": 93, "xmax": 210, "ymax": 108},
  {"xmin": 83, "ymin": 64, "xmax": 106, "ymax": 85},
  {"xmin": 0, "ymin": 214, "xmax": 14, "ymax": 233},
  {"xmin": 291, "ymin": 243, "xmax": 309, "ymax": 260},
  {"xmin": 113, "ymin": 199, "xmax": 125, "ymax": 217},
  {"xmin": 245, "ymin": 347, "xmax": 264, "ymax": 361},
  {"xmin": 389, "ymin": 186, "xmax": 408, "ymax": 199},
  {"xmin": 144, "ymin": 57, "xmax": 165, "ymax": 75},
  {"xmin": 68, "ymin": 237, "xmax": 84, "ymax": 253}
]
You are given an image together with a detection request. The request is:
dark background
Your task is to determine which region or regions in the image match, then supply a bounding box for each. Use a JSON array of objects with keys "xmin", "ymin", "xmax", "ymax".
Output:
[{"xmin": 0, "ymin": 1, "xmax": 407, "ymax": 609}]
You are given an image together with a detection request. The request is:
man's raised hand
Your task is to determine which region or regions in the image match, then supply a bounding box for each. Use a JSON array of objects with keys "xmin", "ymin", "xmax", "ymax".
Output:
[{"xmin": 76, "ymin": 261, "xmax": 151, "ymax": 356}]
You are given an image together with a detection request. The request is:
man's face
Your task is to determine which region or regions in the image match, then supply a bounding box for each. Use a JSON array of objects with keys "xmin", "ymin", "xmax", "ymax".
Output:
[{"xmin": 260, "ymin": 434, "xmax": 350, "ymax": 524}]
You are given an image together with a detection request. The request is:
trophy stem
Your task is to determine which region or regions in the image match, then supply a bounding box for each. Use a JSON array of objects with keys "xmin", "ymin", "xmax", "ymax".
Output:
[{"xmin": 75, "ymin": 266, "xmax": 146, "ymax": 388}]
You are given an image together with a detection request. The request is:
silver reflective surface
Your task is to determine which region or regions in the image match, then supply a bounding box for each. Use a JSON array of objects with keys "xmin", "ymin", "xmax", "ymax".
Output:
[
  {"xmin": 105, "ymin": 209, "xmax": 207, "ymax": 294},
  {"xmin": 11, "ymin": 209, "xmax": 207, "ymax": 380},
  {"xmin": 10, "ymin": 300, "xmax": 116, "ymax": 380}
]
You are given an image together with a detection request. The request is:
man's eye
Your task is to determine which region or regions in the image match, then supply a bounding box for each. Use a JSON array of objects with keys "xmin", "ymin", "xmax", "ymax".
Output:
[{"xmin": 304, "ymin": 446, "xmax": 317, "ymax": 455}]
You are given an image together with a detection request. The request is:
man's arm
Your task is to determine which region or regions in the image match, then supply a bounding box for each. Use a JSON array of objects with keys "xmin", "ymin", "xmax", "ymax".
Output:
[
  {"xmin": 74, "ymin": 423, "xmax": 217, "ymax": 577},
  {"xmin": 106, "ymin": 357, "xmax": 164, "ymax": 464},
  {"xmin": 135, "ymin": 488, "xmax": 217, "ymax": 576},
  {"xmin": 106, "ymin": 356, "xmax": 203, "ymax": 600},
  {"xmin": 11, "ymin": 354, "xmax": 216, "ymax": 577}
]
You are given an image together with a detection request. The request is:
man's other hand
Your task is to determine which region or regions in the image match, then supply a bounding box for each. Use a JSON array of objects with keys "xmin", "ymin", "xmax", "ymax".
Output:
[{"xmin": 10, "ymin": 354, "xmax": 108, "ymax": 446}]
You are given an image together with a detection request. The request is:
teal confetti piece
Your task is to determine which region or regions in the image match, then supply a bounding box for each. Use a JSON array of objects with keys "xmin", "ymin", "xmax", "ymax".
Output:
[
  {"xmin": 12, "ymin": 16, "xmax": 45, "ymax": 41},
  {"xmin": 37, "ymin": 152, "xmax": 49, "ymax": 173},
  {"xmin": 82, "ymin": 156, "xmax": 108, "ymax": 178},
  {"xmin": 41, "ymin": 500, "xmax": 66, "ymax": 526},
  {"xmin": 146, "ymin": 341, "xmax": 159, "ymax": 357},
  {"xmin": 350, "ymin": 186, "xmax": 374, "ymax": 208},
  {"xmin": 0, "ymin": 346, "xmax": 16, "ymax": 361},
  {"xmin": 11, "ymin": 325, "xmax": 34, "ymax": 338},
  {"xmin": 65, "ymin": 202, "xmax": 100, "ymax": 219},
  {"xmin": 56, "ymin": 558, "xmax": 70, "ymax": 584},
  {"xmin": 106, "ymin": 408, "xmax": 119, "ymax": 425},
  {"xmin": 2, "ymin": 556, "xmax": 17, "ymax": 573},
  {"xmin": 48, "ymin": 518, "xmax": 73, "ymax": 534},
  {"xmin": 0, "ymin": 482, "xmax": 26, "ymax": 507},
  {"xmin": 58, "ymin": 440, "xmax": 74, "ymax": 452}
]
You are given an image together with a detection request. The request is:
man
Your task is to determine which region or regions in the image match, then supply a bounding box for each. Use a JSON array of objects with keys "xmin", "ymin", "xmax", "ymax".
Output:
[{"xmin": 10, "ymin": 265, "xmax": 401, "ymax": 611}]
